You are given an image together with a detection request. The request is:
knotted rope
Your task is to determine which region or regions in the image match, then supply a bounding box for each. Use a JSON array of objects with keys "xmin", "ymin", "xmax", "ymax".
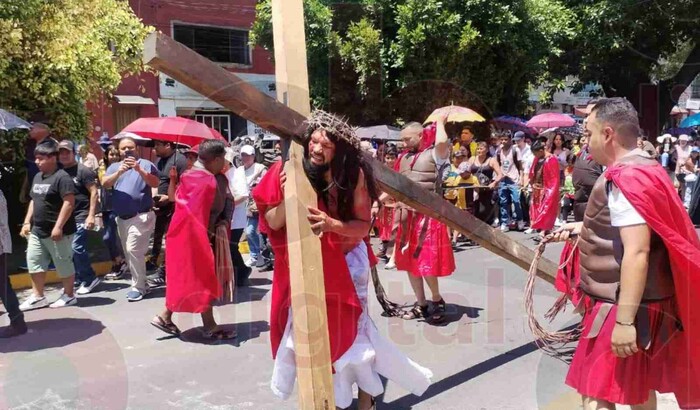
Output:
[{"xmin": 525, "ymin": 235, "xmax": 582, "ymax": 362}]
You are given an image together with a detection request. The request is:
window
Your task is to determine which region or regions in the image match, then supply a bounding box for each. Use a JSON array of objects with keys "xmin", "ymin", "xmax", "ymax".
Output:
[
  {"xmin": 195, "ymin": 113, "xmax": 232, "ymax": 141},
  {"xmin": 173, "ymin": 23, "xmax": 251, "ymax": 65},
  {"xmin": 692, "ymin": 76, "xmax": 700, "ymax": 99}
]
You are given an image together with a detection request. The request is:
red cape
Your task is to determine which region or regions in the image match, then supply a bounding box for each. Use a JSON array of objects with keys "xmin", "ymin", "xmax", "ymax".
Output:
[
  {"xmin": 252, "ymin": 161, "xmax": 363, "ymax": 363},
  {"xmin": 606, "ymin": 161, "xmax": 700, "ymax": 408},
  {"xmin": 165, "ymin": 169, "xmax": 221, "ymax": 313},
  {"xmin": 529, "ymin": 155, "xmax": 560, "ymax": 230}
]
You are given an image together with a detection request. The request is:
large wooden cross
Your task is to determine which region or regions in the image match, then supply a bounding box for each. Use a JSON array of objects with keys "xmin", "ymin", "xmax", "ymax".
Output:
[{"xmin": 143, "ymin": 13, "xmax": 560, "ymax": 408}]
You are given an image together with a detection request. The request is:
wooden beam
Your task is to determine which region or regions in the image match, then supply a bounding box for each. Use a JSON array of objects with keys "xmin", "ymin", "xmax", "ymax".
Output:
[
  {"xmin": 271, "ymin": 0, "xmax": 336, "ymax": 408},
  {"xmin": 143, "ymin": 32, "xmax": 558, "ymax": 284}
]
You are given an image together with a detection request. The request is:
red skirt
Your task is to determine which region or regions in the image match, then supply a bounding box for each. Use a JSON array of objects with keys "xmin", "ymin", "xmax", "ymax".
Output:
[
  {"xmin": 566, "ymin": 299, "xmax": 700, "ymax": 407},
  {"xmin": 394, "ymin": 210, "xmax": 455, "ymax": 277},
  {"xmin": 378, "ymin": 206, "xmax": 395, "ymax": 241}
]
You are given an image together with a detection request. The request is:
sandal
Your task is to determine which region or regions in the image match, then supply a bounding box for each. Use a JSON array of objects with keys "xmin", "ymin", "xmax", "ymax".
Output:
[
  {"xmin": 201, "ymin": 327, "xmax": 237, "ymax": 340},
  {"xmin": 430, "ymin": 299, "xmax": 447, "ymax": 323},
  {"xmin": 151, "ymin": 315, "xmax": 181, "ymax": 336},
  {"xmin": 401, "ymin": 303, "xmax": 429, "ymax": 320}
]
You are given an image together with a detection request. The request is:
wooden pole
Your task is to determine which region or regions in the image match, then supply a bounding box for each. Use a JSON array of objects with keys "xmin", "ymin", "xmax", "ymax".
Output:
[
  {"xmin": 143, "ymin": 31, "xmax": 559, "ymax": 284},
  {"xmin": 271, "ymin": 1, "xmax": 336, "ymax": 409}
]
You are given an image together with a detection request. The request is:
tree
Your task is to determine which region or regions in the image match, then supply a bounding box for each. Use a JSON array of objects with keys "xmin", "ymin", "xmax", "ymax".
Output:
[
  {"xmin": 251, "ymin": 0, "xmax": 576, "ymax": 127},
  {"xmin": 0, "ymin": 0, "xmax": 152, "ymax": 142},
  {"xmin": 554, "ymin": 0, "xmax": 699, "ymax": 133}
]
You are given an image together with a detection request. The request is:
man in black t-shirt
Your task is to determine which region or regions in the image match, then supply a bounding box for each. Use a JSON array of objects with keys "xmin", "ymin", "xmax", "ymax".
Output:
[
  {"xmin": 19, "ymin": 139, "xmax": 77, "ymax": 310},
  {"xmin": 58, "ymin": 140, "xmax": 101, "ymax": 295},
  {"xmin": 147, "ymin": 140, "xmax": 187, "ymax": 287}
]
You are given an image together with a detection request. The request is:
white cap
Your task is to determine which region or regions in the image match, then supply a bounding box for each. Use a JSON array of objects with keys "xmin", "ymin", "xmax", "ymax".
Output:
[
  {"xmin": 457, "ymin": 162, "xmax": 470, "ymax": 174},
  {"xmin": 241, "ymin": 145, "xmax": 255, "ymax": 156}
]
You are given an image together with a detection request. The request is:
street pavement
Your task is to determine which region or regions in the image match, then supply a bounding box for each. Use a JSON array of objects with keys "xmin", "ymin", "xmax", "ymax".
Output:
[{"xmin": 0, "ymin": 231, "xmax": 681, "ymax": 409}]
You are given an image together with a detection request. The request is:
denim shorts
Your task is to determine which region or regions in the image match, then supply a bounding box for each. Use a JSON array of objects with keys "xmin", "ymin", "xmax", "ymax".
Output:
[{"xmin": 26, "ymin": 233, "xmax": 75, "ymax": 278}]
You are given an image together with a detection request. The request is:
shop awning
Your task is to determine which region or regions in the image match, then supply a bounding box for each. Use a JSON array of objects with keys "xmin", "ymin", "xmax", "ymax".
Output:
[{"xmin": 114, "ymin": 95, "xmax": 156, "ymax": 105}]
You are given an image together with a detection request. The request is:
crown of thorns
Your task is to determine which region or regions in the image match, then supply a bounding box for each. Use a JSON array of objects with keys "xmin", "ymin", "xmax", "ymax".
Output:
[{"xmin": 303, "ymin": 110, "xmax": 361, "ymax": 150}]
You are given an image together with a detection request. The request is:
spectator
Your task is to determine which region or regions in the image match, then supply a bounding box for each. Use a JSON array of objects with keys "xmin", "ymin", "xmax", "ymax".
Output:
[
  {"xmin": 225, "ymin": 148, "xmax": 253, "ymax": 286},
  {"xmin": 676, "ymin": 134, "xmax": 692, "ymax": 195},
  {"xmin": 550, "ymin": 133, "xmax": 571, "ymax": 171},
  {"xmin": 100, "ymin": 146, "xmax": 127, "ymax": 280},
  {"xmin": 102, "ymin": 137, "xmax": 159, "ymax": 302},
  {"xmin": 465, "ymin": 141, "xmax": 501, "ymax": 224},
  {"xmin": 560, "ymin": 153, "xmax": 577, "ymax": 223},
  {"xmin": 238, "ymin": 145, "xmax": 267, "ymax": 268},
  {"xmin": 572, "ymin": 131, "xmax": 604, "ymax": 222},
  {"xmin": 19, "ymin": 139, "xmax": 78, "ymax": 310},
  {"xmin": 455, "ymin": 125, "xmax": 477, "ymax": 157},
  {"xmin": 78, "ymin": 144, "xmax": 99, "ymax": 172},
  {"xmin": 21, "ymin": 122, "xmax": 54, "ymax": 203},
  {"xmin": 656, "ymin": 133, "xmax": 675, "ymax": 170},
  {"xmin": 58, "ymin": 140, "xmax": 101, "ymax": 295},
  {"xmin": 494, "ymin": 133, "xmax": 525, "ymax": 232},
  {"xmin": 683, "ymin": 147, "xmax": 700, "ymax": 209},
  {"xmin": 0, "ymin": 187, "xmax": 27, "ymax": 337},
  {"xmin": 183, "ymin": 147, "xmax": 199, "ymax": 170},
  {"xmin": 637, "ymin": 136, "xmax": 657, "ymax": 158},
  {"xmin": 146, "ymin": 140, "xmax": 188, "ymax": 288},
  {"xmin": 488, "ymin": 134, "xmax": 500, "ymax": 157},
  {"xmin": 513, "ymin": 131, "xmax": 534, "ymax": 225}
]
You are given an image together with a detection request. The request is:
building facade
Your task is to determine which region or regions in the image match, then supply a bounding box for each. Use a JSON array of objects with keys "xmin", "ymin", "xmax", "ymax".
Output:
[{"xmin": 88, "ymin": 0, "xmax": 275, "ymax": 144}]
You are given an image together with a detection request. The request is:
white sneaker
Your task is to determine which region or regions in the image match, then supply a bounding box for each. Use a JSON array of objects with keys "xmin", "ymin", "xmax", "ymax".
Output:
[
  {"xmin": 517, "ymin": 221, "xmax": 526, "ymax": 231},
  {"xmin": 76, "ymin": 277, "xmax": 101, "ymax": 295},
  {"xmin": 385, "ymin": 261, "xmax": 396, "ymax": 270},
  {"xmin": 245, "ymin": 257, "xmax": 257, "ymax": 267},
  {"xmin": 19, "ymin": 294, "xmax": 49, "ymax": 311},
  {"xmin": 554, "ymin": 218, "xmax": 563, "ymax": 227},
  {"xmin": 50, "ymin": 294, "xmax": 77, "ymax": 308},
  {"xmin": 491, "ymin": 218, "xmax": 500, "ymax": 228},
  {"xmin": 524, "ymin": 228, "xmax": 535, "ymax": 234},
  {"xmin": 500, "ymin": 224, "xmax": 510, "ymax": 233}
]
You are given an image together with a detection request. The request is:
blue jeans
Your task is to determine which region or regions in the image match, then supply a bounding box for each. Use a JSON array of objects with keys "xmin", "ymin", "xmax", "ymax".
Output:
[
  {"xmin": 73, "ymin": 223, "xmax": 96, "ymax": 284},
  {"xmin": 498, "ymin": 180, "xmax": 523, "ymax": 224},
  {"xmin": 102, "ymin": 211, "xmax": 123, "ymax": 261},
  {"xmin": 246, "ymin": 215, "xmax": 262, "ymax": 260}
]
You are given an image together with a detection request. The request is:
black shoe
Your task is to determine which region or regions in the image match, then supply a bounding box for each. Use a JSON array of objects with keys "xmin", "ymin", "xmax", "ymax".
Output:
[
  {"xmin": 105, "ymin": 263, "xmax": 125, "ymax": 280},
  {"xmin": 235, "ymin": 266, "xmax": 253, "ymax": 287},
  {"xmin": 147, "ymin": 271, "xmax": 166, "ymax": 289},
  {"xmin": 0, "ymin": 320, "xmax": 28, "ymax": 338},
  {"xmin": 145, "ymin": 260, "xmax": 158, "ymax": 272}
]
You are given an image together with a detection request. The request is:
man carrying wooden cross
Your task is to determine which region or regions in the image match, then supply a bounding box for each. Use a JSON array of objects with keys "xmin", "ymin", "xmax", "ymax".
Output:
[{"xmin": 253, "ymin": 110, "xmax": 432, "ymax": 410}]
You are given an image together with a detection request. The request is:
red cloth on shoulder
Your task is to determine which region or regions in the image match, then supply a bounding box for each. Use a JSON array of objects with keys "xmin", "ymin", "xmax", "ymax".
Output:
[
  {"xmin": 252, "ymin": 161, "xmax": 363, "ymax": 362},
  {"xmin": 604, "ymin": 161, "xmax": 700, "ymax": 408},
  {"xmin": 529, "ymin": 155, "xmax": 560, "ymax": 230},
  {"xmin": 165, "ymin": 169, "xmax": 221, "ymax": 313}
]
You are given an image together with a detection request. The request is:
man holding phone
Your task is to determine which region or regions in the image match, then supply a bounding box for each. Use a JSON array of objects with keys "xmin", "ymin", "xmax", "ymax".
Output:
[{"xmin": 102, "ymin": 137, "xmax": 159, "ymax": 302}]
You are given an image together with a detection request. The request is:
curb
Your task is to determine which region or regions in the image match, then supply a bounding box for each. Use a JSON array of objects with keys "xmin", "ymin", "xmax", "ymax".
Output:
[{"xmin": 10, "ymin": 241, "xmax": 251, "ymax": 291}]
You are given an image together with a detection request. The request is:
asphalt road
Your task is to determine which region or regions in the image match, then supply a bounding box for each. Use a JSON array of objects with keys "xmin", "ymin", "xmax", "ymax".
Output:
[{"xmin": 0, "ymin": 232, "xmax": 681, "ymax": 409}]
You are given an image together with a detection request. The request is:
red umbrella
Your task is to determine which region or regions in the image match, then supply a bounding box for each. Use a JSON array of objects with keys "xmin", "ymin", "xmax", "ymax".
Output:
[
  {"xmin": 526, "ymin": 113, "xmax": 576, "ymax": 130},
  {"xmin": 121, "ymin": 117, "xmax": 228, "ymax": 147}
]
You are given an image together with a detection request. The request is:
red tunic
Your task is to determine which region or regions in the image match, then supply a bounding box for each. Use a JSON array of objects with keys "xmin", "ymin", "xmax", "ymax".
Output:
[
  {"xmin": 252, "ymin": 161, "xmax": 364, "ymax": 362},
  {"xmin": 377, "ymin": 204, "xmax": 395, "ymax": 242},
  {"xmin": 165, "ymin": 169, "xmax": 221, "ymax": 313},
  {"xmin": 566, "ymin": 162, "xmax": 700, "ymax": 408},
  {"xmin": 529, "ymin": 155, "xmax": 560, "ymax": 230}
]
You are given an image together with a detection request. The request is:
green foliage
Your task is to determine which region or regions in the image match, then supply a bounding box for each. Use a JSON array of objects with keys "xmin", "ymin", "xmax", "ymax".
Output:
[{"xmin": 0, "ymin": 0, "xmax": 152, "ymax": 147}]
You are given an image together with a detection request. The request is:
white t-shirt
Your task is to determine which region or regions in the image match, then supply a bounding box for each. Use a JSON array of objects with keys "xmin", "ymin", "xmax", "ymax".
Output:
[
  {"xmin": 608, "ymin": 184, "xmax": 646, "ymax": 227},
  {"xmin": 515, "ymin": 144, "xmax": 534, "ymax": 176},
  {"xmin": 226, "ymin": 167, "xmax": 249, "ymax": 230}
]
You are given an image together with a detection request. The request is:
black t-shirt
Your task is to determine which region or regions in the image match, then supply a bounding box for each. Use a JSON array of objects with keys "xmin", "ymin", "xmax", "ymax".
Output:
[
  {"xmin": 156, "ymin": 152, "xmax": 188, "ymax": 195},
  {"xmin": 63, "ymin": 164, "xmax": 97, "ymax": 222},
  {"xmin": 30, "ymin": 169, "xmax": 77, "ymax": 238}
]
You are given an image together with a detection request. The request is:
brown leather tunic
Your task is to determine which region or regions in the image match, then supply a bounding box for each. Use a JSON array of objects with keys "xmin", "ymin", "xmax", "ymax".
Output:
[{"xmin": 579, "ymin": 152, "xmax": 674, "ymax": 303}]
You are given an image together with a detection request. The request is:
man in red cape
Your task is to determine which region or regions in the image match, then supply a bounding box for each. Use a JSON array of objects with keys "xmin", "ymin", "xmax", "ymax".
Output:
[
  {"xmin": 553, "ymin": 98, "xmax": 700, "ymax": 410},
  {"xmin": 393, "ymin": 117, "xmax": 456, "ymax": 323},
  {"xmin": 529, "ymin": 138, "xmax": 560, "ymax": 233},
  {"xmin": 253, "ymin": 111, "xmax": 432, "ymax": 409},
  {"xmin": 150, "ymin": 140, "xmax": 235, "ymax": 340}
]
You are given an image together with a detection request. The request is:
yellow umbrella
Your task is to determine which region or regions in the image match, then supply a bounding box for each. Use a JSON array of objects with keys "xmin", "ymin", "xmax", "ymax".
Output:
[{"xmin": 423, "ymin": 105, "xmax": 486, "ymax": 125}]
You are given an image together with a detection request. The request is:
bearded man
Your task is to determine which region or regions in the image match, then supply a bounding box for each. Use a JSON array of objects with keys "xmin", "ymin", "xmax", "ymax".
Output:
[
  {"xmin": 253, "ymin": 111, "xmax": 432, "ymax": 410},
  {"xmin": 394, "ymin": 116, "xmax": 456, "ymax": 323},
  {"xmin": 552, "ymin": 98, "xmax": 700, "ymax": 410}
]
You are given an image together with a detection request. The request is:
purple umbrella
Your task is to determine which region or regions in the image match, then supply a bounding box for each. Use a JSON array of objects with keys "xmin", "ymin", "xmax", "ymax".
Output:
[
  {"xmin": 526, "ymin": 113, "xmax": 576, "ymax": 130},
  {"xmin": 492, "ymin": 116, "xmax": 537, "ymax": 135}
]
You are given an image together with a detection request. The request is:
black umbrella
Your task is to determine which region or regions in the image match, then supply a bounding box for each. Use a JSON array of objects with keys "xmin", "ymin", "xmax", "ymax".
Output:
[
  {"xmin": 0, "ymin": 109, "xmax": 31, "ymax": 131},
  {"xmin": 356, "ymin": 125, "xmax": 401, "ymax": 141}
]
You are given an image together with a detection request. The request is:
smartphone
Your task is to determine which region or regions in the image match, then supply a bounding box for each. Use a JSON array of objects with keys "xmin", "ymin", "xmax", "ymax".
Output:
[{"xmin": 125, "ymin": 150, "xmax": 135, "ymax": 159}]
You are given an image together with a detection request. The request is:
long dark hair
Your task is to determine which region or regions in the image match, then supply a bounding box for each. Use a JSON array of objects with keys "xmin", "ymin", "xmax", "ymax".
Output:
[
  {"xmin": 302, "ymin": 130, "xmax": 379, "ymax": 222},
  {"xmin": 104, "ymin": 146, "xmax": 120, "ymax": 167}
]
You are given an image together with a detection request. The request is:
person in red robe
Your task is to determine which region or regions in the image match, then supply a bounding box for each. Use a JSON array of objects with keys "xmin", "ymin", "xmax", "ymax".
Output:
[
  {"xmin": 150, "ymin": 140, "xmax": 235, "ymax": 340},
  {"xmin": 552, "ymin": 98, "xmax": 700, "ymax": 410},
  {"xmin": 529, "ymin": 138, "xmax": 560, "ymax": 234},
  {"xmin": 253, "ymin": 110, "xmax": 432, "ymax": 410},
  {"xmin": 394, "ymin": 118, "xmax": 456, "ymax": 323},
  {"xmin": 373, "ymin": 144, "xmax": 398, "ymax": 262}
]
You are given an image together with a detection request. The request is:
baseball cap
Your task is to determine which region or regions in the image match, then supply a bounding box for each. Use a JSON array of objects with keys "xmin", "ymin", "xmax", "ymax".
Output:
[
  {"xmin": 513, "ymin": 131, "xmax": 525, "ymax": 141},
  {"xmin": 58, "ymin": 140, "xmax": 76, "ymax": 152},
  {"xmin": 457, "ymin": 162, "xmax": 470, "ymax": 174},
  {"xmin": 241, "ymin": 145, "xmax": 255, "ymax": 156}
]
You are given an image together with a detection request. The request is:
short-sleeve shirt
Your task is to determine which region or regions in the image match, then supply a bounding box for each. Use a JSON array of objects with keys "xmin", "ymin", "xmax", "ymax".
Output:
[
  {"xmin": 226, "ymin": 166, "xmax": 249, "ymax": 230},
  {"xmin": 156, "ymin": 152, "xmax": 188, "ymax": 195},
  {"xmin": 30, "ymin": 169, "xmax": 77, "ymax": 238},
  {"xmin": 609, "ymin": 184, "xmax": 646, "ymax": 227},
  {"xmin": 63, "ymin": 164, "xmax": 97, "ymax": 222},
  {"xmin": 105, "ymin": 159, "xmax": 159, "ymax": 218}
]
